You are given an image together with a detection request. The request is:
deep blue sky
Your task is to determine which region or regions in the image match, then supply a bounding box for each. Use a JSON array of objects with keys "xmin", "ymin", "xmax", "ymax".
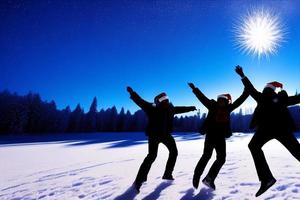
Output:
[{"xmin": 1, "ymin": 0, "xmax": 300, "ymax": 114}]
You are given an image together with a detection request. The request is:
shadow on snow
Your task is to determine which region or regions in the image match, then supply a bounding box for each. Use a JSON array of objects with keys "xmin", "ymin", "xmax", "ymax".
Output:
[
  {"xmin": 180, "ymin": 188, "xmax": 215, "ymax": 200},
  {"xmin": 114, "ymin": 181, "xmax": 173, "ymax": 200},
  {"xmin": 0, "ymin": 132, "xmax": 204, "ymax": 148}
]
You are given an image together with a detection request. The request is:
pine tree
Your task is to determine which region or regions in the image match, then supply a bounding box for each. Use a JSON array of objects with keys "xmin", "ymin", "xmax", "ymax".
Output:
[
  {"xmin": 85, "ymin": 97, "xmax": 98, "ymax": 132},
  {"xmin": 67, "ymin": 104, "xmax": 84, "ymax": 132},
  {"xmin": 25, "ymin": 93, "xmax": 43, "ymax": 133},
  {"xmin": 60, "ymin": 106, "xmax": 71, "ymax": 132},
  {"xmin": 116, "ymin": 107, "xmax": 126, "ymax": 131}
]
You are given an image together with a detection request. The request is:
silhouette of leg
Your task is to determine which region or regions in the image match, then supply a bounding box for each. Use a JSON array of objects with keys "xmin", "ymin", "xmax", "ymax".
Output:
[
  {"xmin": 161, "ymin": 135, "xmax": 178, "ymax": 179},
  {"xmin": 277, "ymin": 132, "xmax": 300, "ymax": 161},
  {"xmin": 248, "ymin": 132, "xmax": 274, "ymax": 182},
  {"xmin": 193, "ymin": 137, "xmax": 214, "ymax": 188},
  {"xmin": 206, "ymin": 138, "xmax": 226, "ymax": 183},
  {"xmin": 135, "ymin": 137, "xmax": 159, "ymax": 184},
  {"xmin": 249, "ymin": 132, "xmax": 277, "ymax": 197}
]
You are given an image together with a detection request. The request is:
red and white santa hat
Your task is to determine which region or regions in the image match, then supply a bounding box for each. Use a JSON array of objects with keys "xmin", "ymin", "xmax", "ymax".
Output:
[
  {"xmin": 154, "ymin": 92, "xmax": 169, "ymax": 103},
  {"xmin": 264, "ymin": 81, "xmax": 283, "ymax": 91},
  {"xmin": 217, "ymin": 93, "xmax": 232, "ymax": 103}
]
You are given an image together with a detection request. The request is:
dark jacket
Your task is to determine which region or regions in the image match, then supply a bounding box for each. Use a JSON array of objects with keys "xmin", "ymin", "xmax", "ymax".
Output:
[
  {"xmin": 130, "ymin": 91, "xmax": 195, "ymax": 137},
  {"xmin": 192, "ymin": 88, "xmax": 249, "ymax": 138},
  {"xmin": 242, "ymin": 77, "xmax": 300, "ymax": 132}
]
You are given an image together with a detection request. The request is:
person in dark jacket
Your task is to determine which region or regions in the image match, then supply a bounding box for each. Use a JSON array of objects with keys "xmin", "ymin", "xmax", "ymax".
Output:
[
  {"xmin": 126, "ymin": 86, "xmax": 196, "ymax": 192},
  {"xmin": 235, "ymin": 65, "xmax": 300, "ymax": 197},
  {"xmin": 188, "ymin": 82, "xmax": 249, "ymax": 190}
]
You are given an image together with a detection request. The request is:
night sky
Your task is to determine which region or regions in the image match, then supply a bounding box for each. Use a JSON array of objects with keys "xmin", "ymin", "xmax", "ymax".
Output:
[{"xmin": 1, "ymin": 0, "xmax": 300, "ymax": 114}]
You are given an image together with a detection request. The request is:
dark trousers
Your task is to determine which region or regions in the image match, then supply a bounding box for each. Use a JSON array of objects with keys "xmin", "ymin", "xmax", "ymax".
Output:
[
  {"xmin": 135, "ymin": 134, "xmax": 178, "ymax": 183},
  {"xmin": 194, "ymin": 135, "xmax": 226, "ymax": 181},
  {"xmin": 249, "ymin": 130, "xmax": 300, "ymax": 182}
]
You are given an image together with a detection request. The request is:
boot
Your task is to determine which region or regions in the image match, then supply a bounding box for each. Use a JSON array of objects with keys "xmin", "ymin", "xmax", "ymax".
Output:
[
  {"xmin": 255, "ymin": 178, "xmax": 276, "ymax": 197},
  {"xmin": 162, "ymin": 174, "xmax": 174, "ymax": 180},
  {"xmin": 192, "ymin": 173, "xmax": 201, "ymax": 189},
  {"xmin": 202, "ymin": 176, "xmax": 216, "ymax": 190},
  {"xmin": 132, "ymin": 181, "xmax": 143, "ymax": 193}
]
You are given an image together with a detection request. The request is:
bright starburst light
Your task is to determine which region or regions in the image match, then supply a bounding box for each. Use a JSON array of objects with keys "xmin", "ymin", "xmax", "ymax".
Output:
[{"xmin": 234, "ymin": 8, "xmax": 285, "ymax": 59}]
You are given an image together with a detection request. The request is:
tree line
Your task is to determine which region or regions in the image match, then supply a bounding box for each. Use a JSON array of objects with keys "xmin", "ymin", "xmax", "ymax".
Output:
[{"xmin": 0, "ymin": 90, "xmax": 300, "ymax": 135}]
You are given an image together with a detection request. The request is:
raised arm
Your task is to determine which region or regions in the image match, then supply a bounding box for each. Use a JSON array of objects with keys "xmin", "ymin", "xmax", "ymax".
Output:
[
  {"xmin": 235, "ymin": 66, "xmax": 260, "ymax": 101},
  {"xmin": 287, "ymin": 94, "xmax": 300, "ymax": 106},
  {"xmin": 127, "ymin": 87, "xmax": 152, "ymax": 111},
  {"xmin": 229, "ymin": 88, "xmax": 249, "ymax": 111},
  {"xmin": 188, "ymin": 83, "xmax": 212, "ymax": 109},
  {"xmin": 173, "ymin": 106, "xmax": 196, "ymax": 114}
]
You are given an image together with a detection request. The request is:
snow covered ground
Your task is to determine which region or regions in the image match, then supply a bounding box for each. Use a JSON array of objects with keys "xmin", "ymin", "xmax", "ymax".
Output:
[{"xmin": 1, "ymin": 132, "xmax": 300, "ymax": 200}]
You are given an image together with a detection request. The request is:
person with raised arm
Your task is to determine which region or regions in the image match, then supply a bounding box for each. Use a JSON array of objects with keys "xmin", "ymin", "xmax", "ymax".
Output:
[
  {"xmin": 188, "ymin": 82, "xmax": 249, "ymax": 190},
  {"xmin": 126, "ymin": 86, "xmax": 196, "ymax": 193},
  {"xmin": 235, "ymin": 65, "xmax": 300, "ymax": 197}
]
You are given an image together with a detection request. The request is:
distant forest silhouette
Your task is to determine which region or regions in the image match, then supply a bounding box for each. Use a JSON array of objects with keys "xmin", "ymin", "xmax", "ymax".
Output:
[{"xmin": 1, "ymin": 90, "xmax": 300, "ymax": 134}]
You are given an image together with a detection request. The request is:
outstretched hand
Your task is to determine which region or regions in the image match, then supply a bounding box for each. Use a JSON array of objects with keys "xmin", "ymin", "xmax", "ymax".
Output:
[
  {"xmin": 235, "ymin": 65, "xmax": 245, "ymax": 77},
  {"xmin": 188, "ymin": 82, "xmax": 196, "ymax": 90},
  {"xmin": 192, "ymin": 106, "xmax": 197, "ymax": 111},
  {"xmin": 126, "ymin": 86, "xmax": 133, "ymax": 93}
]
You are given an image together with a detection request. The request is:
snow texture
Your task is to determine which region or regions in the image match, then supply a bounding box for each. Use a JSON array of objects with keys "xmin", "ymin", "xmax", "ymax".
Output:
[{"xmin": 1, "ymin": 132, "xmax": 300, "ymax": 199}]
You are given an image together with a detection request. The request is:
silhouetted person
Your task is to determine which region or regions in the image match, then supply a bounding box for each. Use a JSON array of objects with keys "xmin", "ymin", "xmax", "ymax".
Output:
[
  {"xmin": 235, "ymin": 65, "xmax": 300, "ymax": 197},
  {"xmin": 188, "ymin": 82, "xmax": 249, "ymax": 190},
  {"xmin": 126, "ymin": 86, "xmax": 196, "ymax": 193}
]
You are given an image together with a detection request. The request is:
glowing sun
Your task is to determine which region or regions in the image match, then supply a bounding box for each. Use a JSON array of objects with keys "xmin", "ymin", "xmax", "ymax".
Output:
[{"xmin": 234, "ymin": 8, "xmax": 285, "ymax": 59}]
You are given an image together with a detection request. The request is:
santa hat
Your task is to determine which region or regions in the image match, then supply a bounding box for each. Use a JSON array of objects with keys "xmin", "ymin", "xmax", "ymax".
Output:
[
  {"xmin": 154, "ymin": 92, "xmax": 169, "ymax": 103},
  {"xmin": 265, "ymin": 81, "xmax": 283, "ymax": 90},
  {"xmin": 217, "ymin": 94, "xmax": 232, "ymax": 103}
]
